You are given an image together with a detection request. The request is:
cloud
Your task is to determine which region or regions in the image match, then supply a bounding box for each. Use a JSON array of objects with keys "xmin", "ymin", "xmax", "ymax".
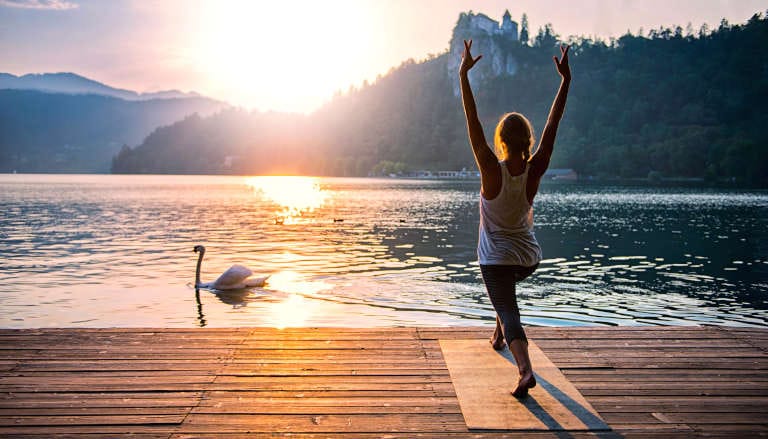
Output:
[{"xmin": 0, "ymin": 0, "xmax": 78, "ymax": 10}]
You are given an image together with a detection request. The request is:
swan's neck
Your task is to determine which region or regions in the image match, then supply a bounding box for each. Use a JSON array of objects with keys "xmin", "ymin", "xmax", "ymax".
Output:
[{"xmin": 195, "ymin": 249, "xmax": 205, "ymax": 287}]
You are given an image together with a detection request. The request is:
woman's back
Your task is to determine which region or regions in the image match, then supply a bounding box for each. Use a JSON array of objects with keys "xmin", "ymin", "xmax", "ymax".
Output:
[{"xmin": 478, "ymin": 162, "xmax": 542, "ymax": 266}]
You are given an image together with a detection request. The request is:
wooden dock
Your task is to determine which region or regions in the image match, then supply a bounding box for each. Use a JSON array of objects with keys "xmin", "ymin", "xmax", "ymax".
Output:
[{"xmin": 1, "ymin": 326, "xmax": 766, "ymax": 438}]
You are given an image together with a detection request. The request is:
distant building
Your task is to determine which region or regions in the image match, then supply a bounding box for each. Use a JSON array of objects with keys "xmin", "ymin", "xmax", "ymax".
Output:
[
  {"xmin": 447, "ymin": 10, "xmax": 521, "ymax": 95},
  {"xmin": 501, "ymin": 10, "xmax": 519, "ymax": 39},
  {"xmin": 457, "ymin": 10, "xmax": 519, "ymax": 40},
  {"xmin": 543, "ymin": 168, "xmax": 578, "ymax": 181},
  {"xmin": 407, "ymin": 168, "xmax": 480, "ymax": 179}
]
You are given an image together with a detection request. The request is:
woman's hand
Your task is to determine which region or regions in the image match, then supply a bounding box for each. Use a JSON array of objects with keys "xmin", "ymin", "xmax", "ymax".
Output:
[
  {"xmin": 460, "ymin": 39, "xmax": 482, "ymax": 77},
  {"xmin": 553, "ymin": 45, "xmax": 571, "ymax": 81}
]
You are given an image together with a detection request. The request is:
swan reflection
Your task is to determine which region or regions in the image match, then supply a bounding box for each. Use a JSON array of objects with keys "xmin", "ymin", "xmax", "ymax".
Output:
[
  {"xmin": 245, "ymin": 176, "xmax": 327, "ymax": 224},
  {"xmin": 194, "ymin": 289, "xmax": 207, "ymax": 327}
]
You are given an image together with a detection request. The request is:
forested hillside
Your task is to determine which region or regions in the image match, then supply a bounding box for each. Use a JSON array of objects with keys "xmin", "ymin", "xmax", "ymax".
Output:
[{"xmin": 112, "ymin": 12, "xmax": 768, "ymax": 186}]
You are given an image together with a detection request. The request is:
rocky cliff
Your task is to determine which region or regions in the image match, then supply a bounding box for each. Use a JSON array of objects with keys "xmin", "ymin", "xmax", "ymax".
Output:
[{"xmin": 446, "ymin": 12, "xmax": 521, "ymax": 96}]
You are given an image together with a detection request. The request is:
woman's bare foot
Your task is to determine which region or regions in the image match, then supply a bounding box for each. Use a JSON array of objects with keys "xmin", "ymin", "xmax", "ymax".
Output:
[
  {"xmin": 512, "ymin": 370, "xmax": 536, "ymax": 398},
  {"xmin": 490, "ymin": 329, "xmax": 505, "ymax": 350},
  {"xmin": 490, "ymin": 316, "xmax": 505, "ymax": 350}
]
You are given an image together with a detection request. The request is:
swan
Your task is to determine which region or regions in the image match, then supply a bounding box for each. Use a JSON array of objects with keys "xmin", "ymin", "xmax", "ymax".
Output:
[{"xmin": 193, "ymin": 245, "xmax": 269, "ymax": 290}]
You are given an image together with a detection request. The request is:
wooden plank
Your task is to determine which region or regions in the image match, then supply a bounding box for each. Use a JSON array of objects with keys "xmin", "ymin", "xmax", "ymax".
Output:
[
  {"xmin": 3, "ymin": 370, "xmax": 221, "ymax": 377},
  {"xmin": 539, "ymin": 342, "xmax": 760, "ymax": 350},
  {"xmin": 1, "ymin": 383, "xmax": 457, "ymax": 393},
  {"xmin": 599, "ymin": 411, "xmax": 768, "ymax": 424},
  {"xmin": 580, "ymin": 388, "xmax": 768, "ymax": 397},
  {"xmin": 0, "ymin": 391, "xmax": 201, "ymax": 401},
  {"xmin": 213, "ymin": 375, "xmax": 450, "ymax": 384},
  {"xmin": 540, "ymin": 347, "xmax": 765, "ymax": 357},
  {"xmin": 170, "ymin": 435, "xmax": 620, "ymax": 439},
  {"xmin": 180, "ymin": 413, "xmax": 467, "ymax": 433},
  {"xmin": 0, "ymin": 414, "xmax": 185, "ymax": 426},
  {"xmin": 592, "ymin": 403, "xmax": 768, "ymax": 413},
  {"xmin": 195, "ymin": 396, "xmax": 458, "ymax": 408},
  {"xmin": 199, "ymin": 390, "xmax": 457, "ymax": 398},
  {"xmin": 440, "ymin": 339, "xmax": 610, "ymax": 431},
  {"xmin": 226, "ymin": 359, "xmax": 447, "ymax": 366},
  {"xmin": 0, "ymin": 399, "xmax": 200, "ymax": 409},
  {"xmin": 0, "ymin": 376, "xmax": 217, "ymax": 384},
  {"xmin": 219, "ymin": 367, "xmax": 451, "ymax": 376},
  {"xmin": 8, "ymin": 435, "xmax": 169, "ymax": 439},
  {"xmin": 0, "ymin": 340, "xmax": 427, "ymax": 351},
  {"xmin": 0, "ymin": 426, "xmax": 179, "ymax": 434},
  {"xmin": 191, "ymin": 404, "xmax": 461, "ymax": 415},
  {"xmin": 0, "ymin": 407, "xmax": 189, "ymax": 416},
  {"xmin": 563, "ymin": 368, "xmax": 768, "ymax": 377}
]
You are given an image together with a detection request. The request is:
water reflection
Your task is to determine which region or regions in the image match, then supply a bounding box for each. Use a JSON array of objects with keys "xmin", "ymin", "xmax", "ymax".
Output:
[
  {"xmin": 266, "ymin": 270, "xmax": 333, "ymax": 296},
  {"xmin": 194, "ymin": 289, "xmax": 207, "ymax": 327},
  {"xmin": 268, "ymin": 294, "xmax": 311, "ymax": 329}
]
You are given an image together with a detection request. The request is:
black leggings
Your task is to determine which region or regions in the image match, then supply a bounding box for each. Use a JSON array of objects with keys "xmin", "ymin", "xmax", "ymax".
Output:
[{"xmin": 480, "ymin": 264, "xmax": 538, "ymax": 343}]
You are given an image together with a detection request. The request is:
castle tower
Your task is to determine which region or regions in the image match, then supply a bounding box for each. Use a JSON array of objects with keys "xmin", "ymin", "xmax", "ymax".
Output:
[{"xmin": 501, "ymin": 9, "xmax": 519, "ymax": 40}]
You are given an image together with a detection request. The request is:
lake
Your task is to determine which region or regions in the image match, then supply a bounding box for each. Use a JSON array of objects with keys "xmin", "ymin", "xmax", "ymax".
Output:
[{"xmin": 1, "ymin": 174, "xmax": 766, "ymax": 328}]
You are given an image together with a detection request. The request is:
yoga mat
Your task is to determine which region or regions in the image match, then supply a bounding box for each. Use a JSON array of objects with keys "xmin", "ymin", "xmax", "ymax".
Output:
[{"xmin": 440, "ymin": 339, "xmax": 611, "ymax": 431}]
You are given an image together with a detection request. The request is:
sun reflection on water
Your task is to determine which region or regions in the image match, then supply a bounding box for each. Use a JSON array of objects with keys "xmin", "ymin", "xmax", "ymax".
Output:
[
  {"xmin": 268, "ymin": 294, "xmax": 312, "ymax": 329},
  {"xmin": 266, "ymin": 271, "xmax": 334, "ymax": 296},
  {"xmin": 245, "ymin": 176, "xmax": 327, "ymax": 223},
  {"xmin": 262, "ymin": 271, "xmax": 335, "ymax": 328}
]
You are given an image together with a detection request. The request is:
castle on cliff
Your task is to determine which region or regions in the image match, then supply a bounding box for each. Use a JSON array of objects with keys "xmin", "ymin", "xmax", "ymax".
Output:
[
  {"xmin": 455, "ymin": 10, "xmax": 519, "ymax": 41},
  {"xmin": 447, "ymin": 10, "xmax": 522, "ymax": 95}
]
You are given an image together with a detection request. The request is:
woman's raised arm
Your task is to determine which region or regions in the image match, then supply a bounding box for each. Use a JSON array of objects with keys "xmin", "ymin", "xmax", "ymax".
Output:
[
  {"xmin": 460, "ymin": 40, "xmax": 500, "ymax": 197},
  {"xmin": 529, "ymin": 45, "xmax": 571, "ymax": 181}
]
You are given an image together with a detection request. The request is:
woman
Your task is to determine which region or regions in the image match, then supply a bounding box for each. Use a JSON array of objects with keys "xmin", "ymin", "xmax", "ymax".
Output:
[{"xmin": 459, "ymin": 40, "xmax": 571, "ymax": 398}]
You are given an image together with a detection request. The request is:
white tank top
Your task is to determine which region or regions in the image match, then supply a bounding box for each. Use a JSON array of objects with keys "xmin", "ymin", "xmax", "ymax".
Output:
[{"xmin": 477, "ymin": 162, "xmax": 542, "ymax": 266}]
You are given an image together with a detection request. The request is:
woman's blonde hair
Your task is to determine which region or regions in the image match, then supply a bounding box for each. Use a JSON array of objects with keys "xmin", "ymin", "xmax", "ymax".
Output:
[{"xmin": 494, "ymin": 112, "xmax": 535, "ymax": 161}]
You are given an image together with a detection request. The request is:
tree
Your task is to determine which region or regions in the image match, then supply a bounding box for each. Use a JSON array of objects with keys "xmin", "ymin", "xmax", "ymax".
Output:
[
  {"xmin": 520, "ymin": 13, "xmax": 529, "ymax": 45},
  {"xmin": 534, "ymin": 23, "xmax": 558, "ymax": 47},
  {"xmin": 685, "ymin": 22, "xmax": 694, "ymax": 40},
  {"xmin": 698, "ymin": 23, "xmax": 710, "ymax": 38}
]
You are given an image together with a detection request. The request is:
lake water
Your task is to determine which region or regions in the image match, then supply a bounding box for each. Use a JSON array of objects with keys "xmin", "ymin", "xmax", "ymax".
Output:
[{"xmin": 1, "ymin": 174, "xmax": 766, "ymax": 328}]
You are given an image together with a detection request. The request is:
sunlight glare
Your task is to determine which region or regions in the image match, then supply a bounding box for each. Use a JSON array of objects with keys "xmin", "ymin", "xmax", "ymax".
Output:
[
  {"xmin": 269, "ymin": 293, "xmax": 311, "ymax": 329},
  {"xmin": 265, "ymin": 271, "xmax": 335, "ymax": 329},
  {"xmin": 191, "ymin": 0, "xmax": 376, "ymax": 112},
  {"xmin": 266, "ymin": 270, "xmax": 333, "ymax": 296},
  {"xmin": 245, "ymin": 176, "xmax": 327, "ymax": 223}
]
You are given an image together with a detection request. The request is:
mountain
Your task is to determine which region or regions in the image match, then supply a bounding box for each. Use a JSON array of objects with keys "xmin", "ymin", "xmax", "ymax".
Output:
[
  {"xmin": 110, "ymin": 11, "xmax": 767, "ymax": 186},
  {"xmin": 0, "ymin": 72, "xmax": 200, "ymax": 101},
  {"xmin": 0, "ymin": 75, "xmax": 228, "ymax": 173}
]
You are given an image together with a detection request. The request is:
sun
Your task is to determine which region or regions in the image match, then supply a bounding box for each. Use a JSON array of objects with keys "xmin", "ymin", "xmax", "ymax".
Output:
[{"xmin": 190, "ymin": 1, "xmax": 376, "ymax": 112}]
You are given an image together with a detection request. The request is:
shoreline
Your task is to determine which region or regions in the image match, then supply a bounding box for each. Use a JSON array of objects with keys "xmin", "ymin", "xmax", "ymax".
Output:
[{"xmin": 0, "ymin": 172, "xmax": 764, "ymax": 189}]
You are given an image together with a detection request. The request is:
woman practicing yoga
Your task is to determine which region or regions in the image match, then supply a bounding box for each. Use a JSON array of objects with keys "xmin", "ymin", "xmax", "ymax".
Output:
[{"xmin": 459, "ymin": 40, "xmax": 571, "ymax": 398}]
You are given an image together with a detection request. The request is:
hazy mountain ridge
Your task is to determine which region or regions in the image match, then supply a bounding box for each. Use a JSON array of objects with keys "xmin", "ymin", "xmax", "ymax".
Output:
[
  {"xmin": 0, "ymin": 72, "xmax": 200, "ymax": 100},
  {"xmin": 0, "ymin": 81, "xmax": 228, "ymax": 172}
]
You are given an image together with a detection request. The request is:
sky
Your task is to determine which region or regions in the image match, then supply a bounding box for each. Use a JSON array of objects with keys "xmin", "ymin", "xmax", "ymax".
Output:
[{"xmin": 1, "ymin": 0, "xmax": 766, "ymax": 113}]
